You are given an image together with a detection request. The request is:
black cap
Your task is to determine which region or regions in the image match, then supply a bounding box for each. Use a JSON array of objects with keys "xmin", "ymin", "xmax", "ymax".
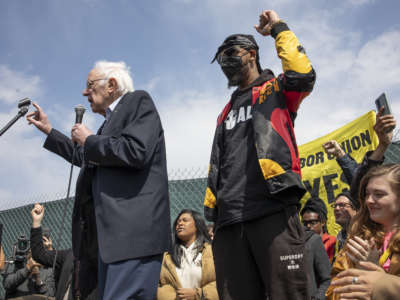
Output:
[{"xmin": 336, "ymin": 190, "xmax": 359, "ymax": 210}]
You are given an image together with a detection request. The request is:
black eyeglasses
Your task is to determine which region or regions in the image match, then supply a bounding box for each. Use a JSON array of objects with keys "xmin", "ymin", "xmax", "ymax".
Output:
[
  {"xmin": 302, "ymin": 219, "xmax": 320, "ymax": 227},
  {"xmin": 86, "ymin": 78, "xmax": 106, "ymax": 90},
  {"xmin": 331, "ymin": 203, "xmax": 354, "ymax": 209}
]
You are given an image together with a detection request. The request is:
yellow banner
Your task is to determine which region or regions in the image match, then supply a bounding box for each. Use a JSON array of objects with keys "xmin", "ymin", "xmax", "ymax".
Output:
[{"xmin": 298, "ymin": 111, "xmax": 378, "ymax": 235}]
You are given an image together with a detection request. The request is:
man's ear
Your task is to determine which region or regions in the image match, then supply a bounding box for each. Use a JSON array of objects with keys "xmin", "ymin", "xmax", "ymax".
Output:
[
  {"xmin": 107, "ymin": 77, "xmax": 118, "ymax": 93},
  {"xmin": 249, "ymin": 49, "xmax": 257, "ymax": 62}
]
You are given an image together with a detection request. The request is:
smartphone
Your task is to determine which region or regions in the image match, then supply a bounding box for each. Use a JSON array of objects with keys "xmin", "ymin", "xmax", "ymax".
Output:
[{"xmin": 375, "ymin": 93, "xmax": 392, "ymax": 115}]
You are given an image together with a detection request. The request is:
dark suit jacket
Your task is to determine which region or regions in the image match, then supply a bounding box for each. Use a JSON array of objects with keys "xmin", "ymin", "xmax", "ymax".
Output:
[{"xmin": 43, "ymin": 90, "xmax": 171, "ymax": 294}]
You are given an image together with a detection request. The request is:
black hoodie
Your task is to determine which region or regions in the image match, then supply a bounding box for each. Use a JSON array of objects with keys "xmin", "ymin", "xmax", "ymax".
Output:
[{"xmin": 304, "ymin": 228, "xmax": 331, "ymax": 300}]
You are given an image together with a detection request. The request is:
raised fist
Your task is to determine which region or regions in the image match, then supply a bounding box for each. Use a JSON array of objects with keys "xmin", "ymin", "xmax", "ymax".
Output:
[{"xmin": 254, "ymin": 10, "xmax": 281, "ymax": 36}]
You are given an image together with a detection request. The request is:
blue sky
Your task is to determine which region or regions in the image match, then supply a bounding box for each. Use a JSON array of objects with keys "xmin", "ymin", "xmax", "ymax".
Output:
[{"xmin": 1, "ymin": 0, "xmax": 400, "ymax": 209}]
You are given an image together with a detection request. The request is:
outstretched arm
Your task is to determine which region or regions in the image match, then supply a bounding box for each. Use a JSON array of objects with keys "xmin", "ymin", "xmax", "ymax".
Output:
[
  {"xmin": 349, "ymin": 108, "xmax": 396, "ymax": 203},
  {"xmin": 323, "ymin": 140, "xmax": 359, "ymax": 185},
  {"xmin": 31, "ymin": 204, "xmax": 66, "ymax": 272},
  {"xmin": 255, "ymin": 10, "xmax": 315, "ymax": 113}
]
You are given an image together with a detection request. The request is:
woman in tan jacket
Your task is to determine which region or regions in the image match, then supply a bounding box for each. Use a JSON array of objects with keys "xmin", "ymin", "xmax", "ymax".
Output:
[{"xmin": 157, "ymin": 209, "xmax": 218, "ymax": 300}]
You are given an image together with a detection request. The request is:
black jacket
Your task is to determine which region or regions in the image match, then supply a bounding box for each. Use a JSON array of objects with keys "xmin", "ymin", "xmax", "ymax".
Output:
[
  {"xmin": 304, "ymin": 228, "xmax": 331, "ymax": 300},
  {"xmin": 204, "ymin": 22, "xmax": 316, "ymax": 222}
]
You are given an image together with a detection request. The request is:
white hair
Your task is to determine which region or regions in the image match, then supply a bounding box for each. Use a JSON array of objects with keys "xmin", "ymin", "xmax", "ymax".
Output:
[{"xmin": 94, "ymin": 60, "xmax": 134, "ymax": 94}]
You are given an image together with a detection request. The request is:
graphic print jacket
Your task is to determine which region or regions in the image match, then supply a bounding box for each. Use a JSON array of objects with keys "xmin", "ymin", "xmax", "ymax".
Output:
[{"xmin": 204, "ymin": 22, "xmax": 316, "ymax": 222}]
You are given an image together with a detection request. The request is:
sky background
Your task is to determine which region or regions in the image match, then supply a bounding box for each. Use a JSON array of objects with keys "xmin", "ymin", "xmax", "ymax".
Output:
[{"xmin": 0, "ymin": 0, "xmax": 400, "ymax": 210}]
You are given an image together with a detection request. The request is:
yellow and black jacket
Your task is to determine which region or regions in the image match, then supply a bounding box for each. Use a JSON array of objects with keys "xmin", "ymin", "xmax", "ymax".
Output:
[{"xmin": 204, "ymin": 22, "xmax": 316, "ymax": 223}]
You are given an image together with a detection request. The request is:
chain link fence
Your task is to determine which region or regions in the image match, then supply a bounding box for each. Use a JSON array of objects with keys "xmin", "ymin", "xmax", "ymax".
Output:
[
  {"xmin": 0, "ymin": 167, "xmax": 208, "ymax": 298},
  {"xmin": 1, "ymin": 142, "xmax": 400, "ymax": 297}
]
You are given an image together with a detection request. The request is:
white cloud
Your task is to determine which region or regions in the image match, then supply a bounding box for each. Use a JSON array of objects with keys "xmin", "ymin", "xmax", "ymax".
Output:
[
  {"xmin": 159, "ymin": 89, "xmax": 225, "ymax": 174},
  {"xmin": 0, "ymin": 65, "xmax": 41, "ymax": 104},
  {"xmin": 0, "ymin": 66, "xmax": 83, "ymax": 210},
  {"xmin": 351, "ymin": 30, "xmax": 400, "ymax": 91},
  {"xmin": 142, "ymin": 76, "xmax": 161, "ymax": 94},
  {"xmin": 0, "ymin": 107, "xmax": 79, "ymax": 210}
]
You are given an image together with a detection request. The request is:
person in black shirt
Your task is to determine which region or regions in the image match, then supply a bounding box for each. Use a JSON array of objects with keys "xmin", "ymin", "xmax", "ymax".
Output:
[{"xmin": 204, "ymin": 9, "xmax": 316, "ymax": 300}]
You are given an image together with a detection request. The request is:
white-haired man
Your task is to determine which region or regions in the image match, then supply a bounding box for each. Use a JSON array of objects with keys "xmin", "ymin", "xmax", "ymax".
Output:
[{"xmin": 27, "ymin": 61, "xmax": 171, "ymax": 300}]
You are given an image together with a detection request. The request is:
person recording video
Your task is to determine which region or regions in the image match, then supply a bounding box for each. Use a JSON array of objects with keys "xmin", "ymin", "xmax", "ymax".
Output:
[{"xmin": 2, "ymin": 234, "xmax": 55, "ymax": 299}]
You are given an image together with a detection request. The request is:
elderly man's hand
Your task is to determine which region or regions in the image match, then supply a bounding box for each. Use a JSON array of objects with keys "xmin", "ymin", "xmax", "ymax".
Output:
[
  {"xmin": 332, "ymin": 261, "xmax": 385, "ymax": 300},
  {"xmin": 71, "ymin": 124, "xmax": 93, "ymax": 146},
  {"xmin": 26, "ymin": 102, "xmax": 52, "ymax": 135},
  {"xmin": 254, "ymin": 10, "xmax": 281, "ymax": 36},
  {"xmin": 32, "ymin": 203, "xmax": 45, "ymax": 228}
]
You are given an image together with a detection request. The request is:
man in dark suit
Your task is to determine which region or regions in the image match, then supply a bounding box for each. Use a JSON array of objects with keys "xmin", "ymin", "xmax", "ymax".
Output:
[{"xmin": 27, "ymin": 60, "xmax": 171, "ymax": 300}]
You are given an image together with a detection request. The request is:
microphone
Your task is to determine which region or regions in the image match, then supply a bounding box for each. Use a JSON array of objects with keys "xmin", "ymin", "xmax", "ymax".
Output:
[
  {"xmin": 74, "ymin": 104, "xmax": 86, "ymax": 124},
  {"xmin": 18, "ymin": 97, "xmax": 31, "ymax": 109}
]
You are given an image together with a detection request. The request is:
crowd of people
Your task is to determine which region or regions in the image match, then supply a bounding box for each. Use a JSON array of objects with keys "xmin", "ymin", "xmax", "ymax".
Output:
[{"xmin": 0, "ymin": 7, "xmax": 399, "ymax": 300}]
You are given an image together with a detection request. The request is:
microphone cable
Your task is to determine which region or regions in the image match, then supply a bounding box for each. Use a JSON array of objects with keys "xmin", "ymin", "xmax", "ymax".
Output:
[{"xmin": 50, "ymin": 144, "xmax": 78, "ymax": 298}]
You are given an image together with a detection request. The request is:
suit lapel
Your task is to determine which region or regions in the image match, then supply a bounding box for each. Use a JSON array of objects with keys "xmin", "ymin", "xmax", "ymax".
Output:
[{"xmin": 97, "ymin": 120, "xmax": 107, "ymax": 135}]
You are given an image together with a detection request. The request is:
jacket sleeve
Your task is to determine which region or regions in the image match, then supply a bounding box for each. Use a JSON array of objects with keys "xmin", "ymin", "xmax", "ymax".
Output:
[
  {"xmin": 325, "ymin": 248, "xmax": 354, "ymax": 300},
  {"xmin": 349, "ymin": 151, "xmax": 384, "ymax": 206},
  {"xmin": 38, "ymin": 268, "xmax": 56, "ymax": 296},
  {"xmin": 157, "ymin": 284, "xmax": 177, "ymax": 300},
  {"xmin": 157, "ymin": 253, "xmax": 179, "ymax": 300},
  {"xmin": 84, "ymin": 91, "xmax": 163, "ymax": 169},
  {"xmin": 44, "ymin": 128, "xmax": 84, "ymax": 167},
  {"xmin": 196, "ymin": 281, "xmax": 218, "ymax": 300},
  {"xmin": 311, "ymin": 235, "xmax": 331, "ymax": 300},
  {"xmin": 204, "ymin": 125, "xmax": 222, "ymax": 222},
  {"xmin": 336, "ymin": 153, "xmax": 359, "ymax": 185},
  {"xmin": 197, "ymin": 244, "xmax": 218, "ymax": 300},
  {"xmin": 2, "ymin": 264, "xmax": 30, "ymax": 291},
  {"xmin": 30, "ymin": 227, "xmax": 67, "ymax": 283},
  {"xmin": 272, "ymin": 22, "xmax": 316, "ymax": 114}
]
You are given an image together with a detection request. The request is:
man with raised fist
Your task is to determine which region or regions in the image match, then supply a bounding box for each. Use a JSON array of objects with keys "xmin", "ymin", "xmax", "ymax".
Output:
[{"xmin": 204, "ymin": 9, "xmax": 316, "ymax": 300}]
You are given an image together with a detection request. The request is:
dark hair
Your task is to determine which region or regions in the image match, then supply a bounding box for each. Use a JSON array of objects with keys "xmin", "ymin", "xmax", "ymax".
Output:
[
  {"xmin": 300, "ymin": 197, "xmax": 328, "ymax": 233},
  {"xmin": 171, "ymin": 209, "xmax": 211, "ymax": 268}
]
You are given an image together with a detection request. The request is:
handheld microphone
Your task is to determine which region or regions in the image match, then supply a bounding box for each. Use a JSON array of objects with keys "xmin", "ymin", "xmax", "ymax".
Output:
[{"xmin": 74, "ymin": 104, "xmax": 86, "ymax": 124}]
